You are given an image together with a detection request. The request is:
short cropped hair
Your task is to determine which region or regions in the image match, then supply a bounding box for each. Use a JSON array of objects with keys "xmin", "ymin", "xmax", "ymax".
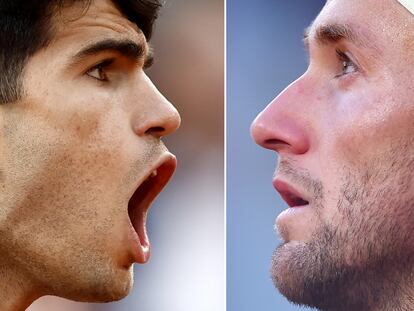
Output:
[{"xmin": 0, "ymin": 0, "xmax": 161, "ymax": 104}]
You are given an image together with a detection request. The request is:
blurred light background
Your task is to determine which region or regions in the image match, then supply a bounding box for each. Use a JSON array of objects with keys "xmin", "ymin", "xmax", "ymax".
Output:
[
  {"xmin": 227, "ymin": 1, "xmax": 324, "ymax": 311},
  {"xmin": 29, "ymin": 0, "xmax": 224, "ymax": 310}
]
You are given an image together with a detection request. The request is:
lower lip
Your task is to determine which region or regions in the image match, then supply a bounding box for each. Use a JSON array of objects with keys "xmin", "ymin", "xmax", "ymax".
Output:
[
  {"xmin": 275, "ymin": 204, "xmax": 311, "ymax": 229},
  {"xmin": 128, "ymin": 225, "xmax": 150, "ymax": 264}
]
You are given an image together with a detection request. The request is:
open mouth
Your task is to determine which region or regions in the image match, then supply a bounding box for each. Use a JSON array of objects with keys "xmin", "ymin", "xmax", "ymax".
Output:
[
  {"xmin": 127, "ymin": 153, "xmax": 177, "ymax": 263},
  {"xmin": 279, "ymin": 191, "xmax": 309, "ymax": 207},
  {"xmin": 273, "ymin": 179, "xmax": 309, "ymax": 208}
]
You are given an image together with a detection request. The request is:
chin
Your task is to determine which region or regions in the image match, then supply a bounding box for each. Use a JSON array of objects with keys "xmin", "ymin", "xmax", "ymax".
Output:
[
  {"xmin": 56, "ymin": 264, "xmax": 135, "ymax": 303},
  {"xmin": 93, "ymin": 268, "xmax": 134, "ymax": 303},
  {"xmin": 270, "ymin": 243, "xmax": 305, "ymax": 303},
  {"xmin": 94, "ymin": 277, "xmax": 133, "ymax": 303},
  {"xmin": 270, "ymin": 240, "xmax": 328, "ymax": 309}
]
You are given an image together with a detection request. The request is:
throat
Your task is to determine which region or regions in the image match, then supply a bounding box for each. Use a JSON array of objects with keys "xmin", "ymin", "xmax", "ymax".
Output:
[{"xmin": 379, "ymin": 275, "xmax": 414, "ymax": 311}]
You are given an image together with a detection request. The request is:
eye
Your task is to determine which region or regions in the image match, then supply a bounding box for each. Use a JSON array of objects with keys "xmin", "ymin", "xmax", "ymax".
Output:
[
  {"xmin": 86, "ymin": 59, "xmax": 113, "ymax": 81},
  {"xmin": 335, "ymin": 49, "xmax": 358, "ymax": 77}
]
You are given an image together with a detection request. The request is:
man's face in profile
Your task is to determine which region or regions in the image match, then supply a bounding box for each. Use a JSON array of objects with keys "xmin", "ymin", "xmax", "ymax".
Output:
[
  {"xmin": 252, "ymin": 0, "xmax": 414, "ymax": 310},
  {"xmin": 0, "ymin": 0, "xmax": 180, "ymax": 305}
]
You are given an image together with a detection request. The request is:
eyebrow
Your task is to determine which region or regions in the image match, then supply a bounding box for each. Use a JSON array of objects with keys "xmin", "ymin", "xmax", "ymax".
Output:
[
  {"xmin": 303, "ymin": 23, "xmax": 379, "ymax": 53},
  {"xmin": 68, "ymin": 38, "xmax": 154, "ymax": 69}
]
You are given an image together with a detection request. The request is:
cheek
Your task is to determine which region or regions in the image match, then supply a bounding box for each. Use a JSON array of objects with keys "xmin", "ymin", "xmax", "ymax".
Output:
[
  {"xmin": 4, "ymin": 101, "xmax": 133, "ymax": 220},
  {"xmin": 2, "ymin": 110, "xmax": 136, "ymax": 267},
  {"xmin": 315, "ymin": 89, "xmax": 414, "ymax": 224},
  {"xmin": 324, "ymin": 89, "xmax": 412, "ymax": 167},
  {"xmin": 49, "ymin": 91, "xmax": 135, "ymax": 176}
]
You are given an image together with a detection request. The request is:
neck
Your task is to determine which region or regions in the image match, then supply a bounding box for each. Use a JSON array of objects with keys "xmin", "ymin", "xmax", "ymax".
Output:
[
  {"xmin": 380, "ymin": 282, "xmax": 414, "ymax": 311},
  {"xmin": 0, "ymin": 260, "xmax": 42, "ymax": 311},
  {"xmin": 364, "ymin": 268, "xmax": 414, "ymax": 311}
]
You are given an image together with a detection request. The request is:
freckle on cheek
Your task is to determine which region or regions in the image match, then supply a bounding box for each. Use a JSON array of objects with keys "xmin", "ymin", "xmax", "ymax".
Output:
[{"xmin": 72, "ymin": 118, "xmax": 100, "ymax": 141}]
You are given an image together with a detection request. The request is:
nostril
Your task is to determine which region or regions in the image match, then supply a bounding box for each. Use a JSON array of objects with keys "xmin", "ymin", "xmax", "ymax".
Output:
[
  {"xmin": 264, "ymin": 138, "xmax": 291, "ymax": 151},
  {"xmin": 145, "ymin": 126, "xmax": 165, "ymax": 136},
  {"xmin": 265, "ymin": 138, "xmax": 289, "ymax": 146}
]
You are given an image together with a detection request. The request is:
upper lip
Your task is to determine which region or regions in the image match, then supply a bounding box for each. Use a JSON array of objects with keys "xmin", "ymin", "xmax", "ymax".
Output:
[{"xmin": 272, "ymin": 178, "xmax": 309, "ymax": 208}]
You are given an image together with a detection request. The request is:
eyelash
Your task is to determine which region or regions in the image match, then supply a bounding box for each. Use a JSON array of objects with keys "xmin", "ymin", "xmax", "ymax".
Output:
[
  {"xmin": 86, "ymin": 59, "xmax": 114, "ymax": 82},
  {"xmin": 335, "ymin": 49, "xmax": 358, "ymax": 78}
]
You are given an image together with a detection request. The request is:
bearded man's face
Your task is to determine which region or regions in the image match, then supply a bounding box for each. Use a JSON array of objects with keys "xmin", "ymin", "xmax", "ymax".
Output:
[{"xmin": 251, "ymin": 0, "xmax": 414, "ymax": 310}]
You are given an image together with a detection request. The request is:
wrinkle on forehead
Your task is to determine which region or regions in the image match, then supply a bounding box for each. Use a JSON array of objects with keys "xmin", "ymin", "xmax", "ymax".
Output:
[
  {"xmin": 315, "ymin": 0, "xmax": 414, "ymax": 60},
  {"xmin": 51, "ymin": 0, "xmax": 143, "ymax": 45}
]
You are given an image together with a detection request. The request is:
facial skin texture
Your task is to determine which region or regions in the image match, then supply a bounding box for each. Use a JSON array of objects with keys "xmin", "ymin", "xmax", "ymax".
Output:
[
  {"xmin": 0, "ymin": 0, "xmax": 180, "ymax": 310},
  {"xmin": 251, "ymin": 0, "xmax": 414, "ymax": 310}
]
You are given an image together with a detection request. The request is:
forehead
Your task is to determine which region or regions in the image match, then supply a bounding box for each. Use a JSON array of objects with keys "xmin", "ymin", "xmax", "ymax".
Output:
[
  {"xmin": 51, "ymin": 0, "xmax": 146, "ymax": 49},
  {"xmin": 310, "ymin": 0, "xmax": 414, "ymax": 49}
]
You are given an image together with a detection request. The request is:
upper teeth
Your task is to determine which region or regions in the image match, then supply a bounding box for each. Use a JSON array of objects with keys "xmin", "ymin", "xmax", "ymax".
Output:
[{"xmin": 150, "ymin": 170, "xmax": 157, "ymax": 178}]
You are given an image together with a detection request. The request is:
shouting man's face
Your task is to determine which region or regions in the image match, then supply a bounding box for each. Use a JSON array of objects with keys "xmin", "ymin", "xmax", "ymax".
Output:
[
  {"xmin": 252, "ymin": 0, "xmax": 414, "ymax": 310},
  {"xmin": 0, "ymin": 0, "xmax": 180, "ymax": 306}
]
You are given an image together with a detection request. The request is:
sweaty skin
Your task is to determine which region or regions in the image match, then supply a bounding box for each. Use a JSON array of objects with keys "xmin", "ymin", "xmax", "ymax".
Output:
[
  {"xmin": 251, "ymin": 0, "xmax": 414, "ymax": 310},
  {"xmin": 0, "ymin": 1, "xmax": 180, "ymax": 310}
]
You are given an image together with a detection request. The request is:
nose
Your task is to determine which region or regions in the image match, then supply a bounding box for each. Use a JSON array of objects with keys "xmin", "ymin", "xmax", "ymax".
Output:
[
  {"xmin": 250, "ymin": 79, "xmax": 310, "ymax": 155},
  {"xmin": 133, "ymin": 75, "xmax": 181, "ymax": 138}
]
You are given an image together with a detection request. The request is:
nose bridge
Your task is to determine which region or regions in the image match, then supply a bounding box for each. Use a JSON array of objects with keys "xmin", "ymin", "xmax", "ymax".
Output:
[
  {"xmin": 132, "ymin": 74, "xmax": 181, "ymax": 138},
  {"xmin": 251, "ymin": 76, "xmax": 310, "ymax": 155}
]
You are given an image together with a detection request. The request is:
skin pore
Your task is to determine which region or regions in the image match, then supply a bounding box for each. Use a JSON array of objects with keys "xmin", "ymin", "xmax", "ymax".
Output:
[
  {"xmin": 251, "ymin": 0, "xmax": 414, "ymax": 310},
  {"xmin": 0, "ymin": 0, "xmax": 180, "ymax": 310}
]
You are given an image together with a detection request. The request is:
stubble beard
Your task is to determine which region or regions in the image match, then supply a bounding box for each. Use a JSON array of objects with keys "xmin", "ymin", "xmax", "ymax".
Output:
[{"xmin": 271, "ymin": 152, "xmax": 414, "ymax": 311}]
